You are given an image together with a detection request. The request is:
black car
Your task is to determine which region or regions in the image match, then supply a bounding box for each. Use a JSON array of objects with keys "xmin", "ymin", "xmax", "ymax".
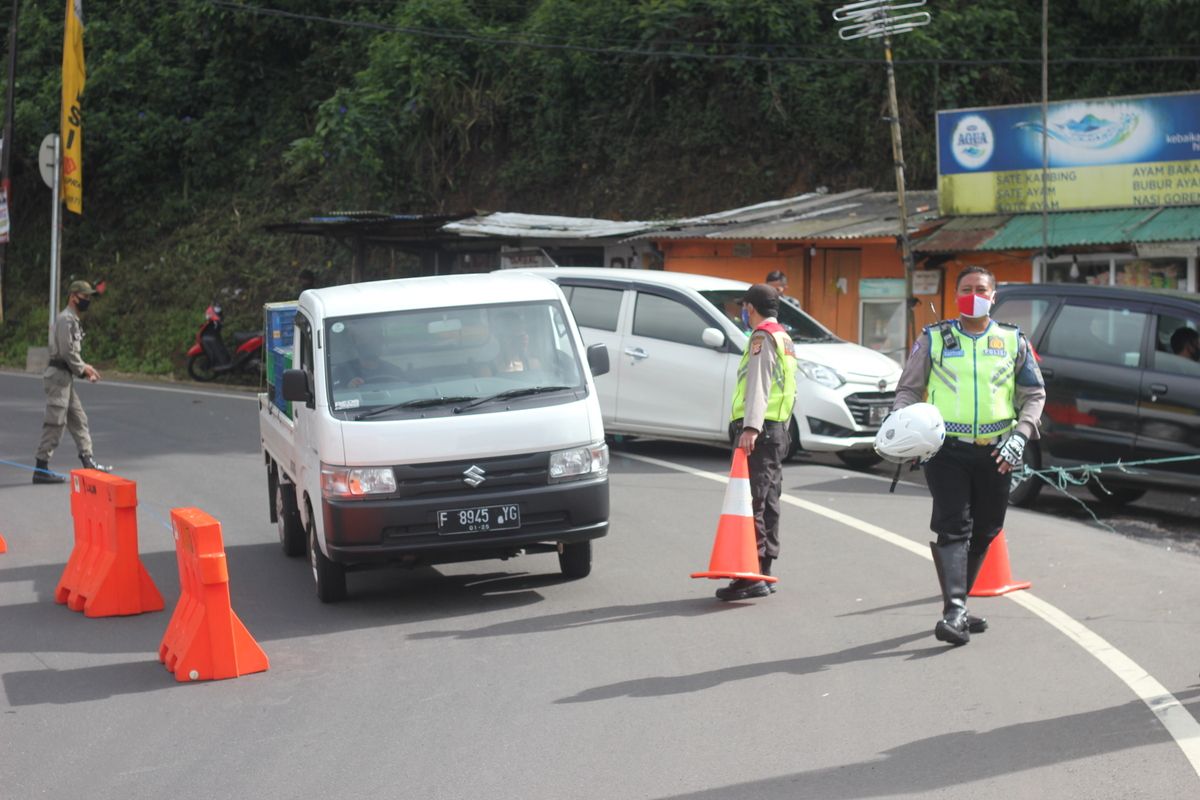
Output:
[{"xmin": 991, "ymin": 283, "xmax": 1200, "ymax": 508}]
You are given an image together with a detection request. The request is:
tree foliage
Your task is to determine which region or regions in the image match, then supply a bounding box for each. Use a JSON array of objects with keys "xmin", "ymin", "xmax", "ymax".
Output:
[{"xmin": 0, "ymin": 0, "xmax": 1197, "ymax": 374}]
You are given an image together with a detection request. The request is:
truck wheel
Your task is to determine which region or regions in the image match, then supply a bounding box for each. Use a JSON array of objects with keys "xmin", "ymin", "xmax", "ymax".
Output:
[
  {"xmin": 187, "ymin": 354, "xmax": 217, "ymax": 382},
  {"xmin": 307, "ymin": 510, "xmax": 347, "ymax": 603},
  {"xmin": 558, "ymin": 541, "xmax": 592, "ymax": 579},
  {"xmin": 275, "ymin": 481, "xmax": 305, "ymax": 557}
]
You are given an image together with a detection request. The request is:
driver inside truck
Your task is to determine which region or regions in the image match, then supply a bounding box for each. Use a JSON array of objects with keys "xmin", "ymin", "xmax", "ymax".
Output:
[{"xmin": 331, "ymin": 329, "xmax": 405, "ymax": 389}]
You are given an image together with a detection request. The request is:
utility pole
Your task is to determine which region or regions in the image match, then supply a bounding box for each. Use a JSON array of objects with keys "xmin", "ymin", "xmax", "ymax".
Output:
[
  {"xmin": 0, "ymin": 0, "xmax": 20, "ymax": 324},
  {"xmin": 832, "ymin": 0, "xmax": 931, "ymax": 351}
]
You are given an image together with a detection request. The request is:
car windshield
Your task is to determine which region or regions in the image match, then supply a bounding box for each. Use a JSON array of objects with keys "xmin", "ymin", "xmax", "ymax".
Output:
[
  {"xmin": 699, "ymin": 290, "xmax": 837, "ymax": 342},
  {"xmin": 325, "ymin": 300, "xmax": 583, "ymax": 418}
]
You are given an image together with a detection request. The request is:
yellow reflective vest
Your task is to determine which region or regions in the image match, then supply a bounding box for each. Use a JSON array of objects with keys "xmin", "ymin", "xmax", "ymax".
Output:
[
  {"xmin": 732, "ymin": 321, "xmax": 797, "ymax": 423},
  {"xmin": 927, "ymin": 321, "xmax": 1020, "ymax": 441}
]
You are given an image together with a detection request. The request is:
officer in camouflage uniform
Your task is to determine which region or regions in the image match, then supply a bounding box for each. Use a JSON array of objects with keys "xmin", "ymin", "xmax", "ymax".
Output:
[{"xmin": 34, "ymin": 280, "xmax": 108, "ymax": 483}]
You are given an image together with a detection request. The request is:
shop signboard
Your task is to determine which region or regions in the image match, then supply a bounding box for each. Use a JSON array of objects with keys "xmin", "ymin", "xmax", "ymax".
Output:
[{"xmin": 937, "ymin": 91, "xmax": 1200, "ymax": 215}]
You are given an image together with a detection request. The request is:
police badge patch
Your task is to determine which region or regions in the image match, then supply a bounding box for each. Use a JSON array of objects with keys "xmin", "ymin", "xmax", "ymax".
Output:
[
  {"xmin": 751, "ymin": 338, "xmax": 763, "ymax": 355},
  {"xmin": 984, "ymin": 335, "xmax": 1007, "ymax": 357}
]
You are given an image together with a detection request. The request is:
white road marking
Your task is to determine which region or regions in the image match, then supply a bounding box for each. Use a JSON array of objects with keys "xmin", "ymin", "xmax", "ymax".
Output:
[{"xmin": 619, "ymin": 450, "xmax": 1200, "ymax": 779}]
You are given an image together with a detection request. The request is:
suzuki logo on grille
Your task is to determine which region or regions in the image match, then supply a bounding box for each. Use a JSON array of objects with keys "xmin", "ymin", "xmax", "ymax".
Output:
[
  {"xmin": 878, "ymin": 379, "xmax": 887, "ymax": 391},
  {"xmin": 462, "ymin": 465, "xmax": 487, "ymax": 488}
]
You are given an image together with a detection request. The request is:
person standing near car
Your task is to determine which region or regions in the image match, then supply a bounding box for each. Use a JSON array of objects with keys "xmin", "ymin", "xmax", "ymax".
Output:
[
  {"xmin": 716, "ymin": 283, "xmax": 797, "ymax": 601},
  {"xmin": 34, "ymin": 280, "xmax": 109, "ymax": 484},
  {"xmin": 891, "ymin": 265, "xmax": 1045, "ymax": 644}
]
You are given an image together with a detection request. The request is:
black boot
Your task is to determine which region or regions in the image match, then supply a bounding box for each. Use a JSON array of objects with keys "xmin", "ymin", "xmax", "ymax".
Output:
[
  {"xmin": 761, "ymin": 556, "xmax": 777, "ymax": 594},
  {"xmin": 79, "ymin": 454, "xmax": 111, "ymax": 473},
  {"xmin": 715, "ymin": 578, "xmax": 770, "ymax": 601},
  {"xmin": 964, "ymin": 545, "xmax": 991, "ymax": 634},
  {"xmin": 930, "ymin": 541, "xmax": 971, "ymax": 645},
  {"xmin": 32, "ymin": 459, "xmax": 66, "ymax": 484}
]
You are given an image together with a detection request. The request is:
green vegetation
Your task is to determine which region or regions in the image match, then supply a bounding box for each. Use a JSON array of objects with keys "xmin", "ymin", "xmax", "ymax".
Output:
[{"xmin": 1, "ymin": 0, "xmax": 1197, "ymax": 376}]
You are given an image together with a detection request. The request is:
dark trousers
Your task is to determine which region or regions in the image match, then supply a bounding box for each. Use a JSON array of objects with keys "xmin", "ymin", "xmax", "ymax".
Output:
[
  {"xmin": 923, "ymin": 438, "xmax": 1011, "ymax": 556},
  {"xmin": 732, "ymin": 420, "xmax": 788, "ymax": 559}
]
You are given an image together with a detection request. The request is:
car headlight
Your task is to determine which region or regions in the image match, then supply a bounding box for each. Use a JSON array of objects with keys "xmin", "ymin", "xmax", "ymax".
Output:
[
  {"xmin": 321, "ymin": 463, "xmax": 397, "ymax": 498},
  {"xmin": 549, "ymin": 441, "xmax": 609, "ymax": 483},
  {"xmin": 796, "ymin": 358, "xmax": 845, "ymax": 389}
]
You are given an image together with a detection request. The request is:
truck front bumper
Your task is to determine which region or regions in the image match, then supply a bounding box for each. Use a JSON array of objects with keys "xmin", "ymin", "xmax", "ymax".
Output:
[{"xmin": 320, "ymin": 476, "xmax": 608, "ymax": 566}]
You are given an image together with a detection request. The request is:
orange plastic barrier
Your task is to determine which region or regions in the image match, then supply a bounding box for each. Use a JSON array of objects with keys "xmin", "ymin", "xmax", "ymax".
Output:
[
  {"xmin": 691, "ymin": 448, "xmax": 776, "ymax": 584},
  {"xmin": 54, "ymin": 469, "xmax": 164, "ymax": 617},
  {"xmin": 970, "ymin": 529, "xmax": 1032, "ymax": 597},
  {"xmin": 159, "ymin": 507, "xmax": 268, "ymax": 682}
]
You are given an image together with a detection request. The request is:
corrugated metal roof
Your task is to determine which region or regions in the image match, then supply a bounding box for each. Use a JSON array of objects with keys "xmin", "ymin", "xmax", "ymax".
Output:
[
  {"xmin": 980, "ymin": 207, "xmax": 1200, "ymax": 250},
  {"xmin": 628, "ymin": 190, "xmax": 939, "ymax": 242},
  {"xmin": 913, "ymin": 215, "xmax": 1011, "ymax": 253},
  {"xmin": 442, "ymin": 211, "xmax": 655, "ymax": 240}
]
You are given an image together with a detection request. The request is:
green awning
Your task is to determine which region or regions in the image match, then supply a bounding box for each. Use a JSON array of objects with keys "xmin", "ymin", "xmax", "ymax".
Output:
[{"xmin": 980, "ymin": 207, "xmax": 1200, "ymax": 251}]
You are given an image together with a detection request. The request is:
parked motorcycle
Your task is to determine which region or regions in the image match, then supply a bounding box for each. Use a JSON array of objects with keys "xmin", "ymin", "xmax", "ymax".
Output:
[{"xmin": 187, "ymin": 303, "xmax": 264, "ymax": 382}]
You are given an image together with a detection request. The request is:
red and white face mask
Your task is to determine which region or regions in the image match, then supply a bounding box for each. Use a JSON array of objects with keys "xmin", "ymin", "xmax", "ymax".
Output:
[{"xmin": 956, "ymin": 293, "xmax": 992, "ymax": 319}]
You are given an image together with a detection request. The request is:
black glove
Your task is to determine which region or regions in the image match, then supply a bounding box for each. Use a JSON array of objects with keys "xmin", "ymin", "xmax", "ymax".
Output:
[{"xmin": 996, "ymin": 431, "xmax": 1027, "ymax": 467}]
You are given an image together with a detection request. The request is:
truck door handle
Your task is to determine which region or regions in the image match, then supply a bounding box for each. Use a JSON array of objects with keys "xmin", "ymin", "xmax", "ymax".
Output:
[
  {"xmin": 1149, "ymin": 383, "xmax": 1167, "ymax": 397},
  {"xmin": 624, "ymin": 347, "xmax": 648, "ymax": 360}
]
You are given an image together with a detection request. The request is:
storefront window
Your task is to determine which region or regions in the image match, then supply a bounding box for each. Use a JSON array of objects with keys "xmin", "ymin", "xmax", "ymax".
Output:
[
  {"xmin": 1116, "ymin": 259, "xmax": 1183, "ymax": 290},
  {"xmin": 1045, "ymin": 259, "xmax": 1110, "ymax": 285}
]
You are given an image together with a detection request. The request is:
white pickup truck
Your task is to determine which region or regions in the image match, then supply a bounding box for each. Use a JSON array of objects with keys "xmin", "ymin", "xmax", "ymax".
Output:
[{"xmin": 259, "ymin": 273, "xmax": 611, "ymax": 602}]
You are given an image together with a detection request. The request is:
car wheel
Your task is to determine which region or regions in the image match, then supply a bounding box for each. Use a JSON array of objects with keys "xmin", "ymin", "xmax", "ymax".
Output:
[
  {"xmin": 558, "ymin": 540, "xmax": 592, "ymax": 579},
  {"xmin": 308, "ymin": 507, "xmax": 347, "ymax": 603},
  {"xmin": 1008, "ymin": 441, "xmax": 1043, "ymax": 508},
  {"xmin": 187, "ymin": 354, "xmax": 217, "ymax": 382},
  {"xmin": 1085, "ymin": 480, "xmax": 1146, "ymax": 507},
  {"xmin": 836, "ymin": 449, "xmax": 882, "ymax": 470},
  {"xmin": 275, "ymin": 481, "xmax": 305, "ymax": 557}
]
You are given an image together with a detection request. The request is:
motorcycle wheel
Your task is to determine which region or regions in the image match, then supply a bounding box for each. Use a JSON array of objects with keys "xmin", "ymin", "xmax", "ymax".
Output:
[{"xmin": 187, "ymin": 354, "xmax": 218, "ymax": 382}]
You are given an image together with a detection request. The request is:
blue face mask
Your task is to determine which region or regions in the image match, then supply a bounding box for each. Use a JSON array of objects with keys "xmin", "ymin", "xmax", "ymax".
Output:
[{"xmin": 741, "ymin": 307, "xmax": 751, "ymax": 329}]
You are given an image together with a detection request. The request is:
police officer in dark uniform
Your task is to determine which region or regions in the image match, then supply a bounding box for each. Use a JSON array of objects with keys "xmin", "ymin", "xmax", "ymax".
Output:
[
  {"xmin": 891, "ymin": 266, "xmax": 1045, "ymax": 644},
  {"xmin": 716, "ymin": 283, "xmax": 798, "ymax": 601},
  {"xmin": 34, "ymin": 280, "xmax": 108, "ymax": 483}
]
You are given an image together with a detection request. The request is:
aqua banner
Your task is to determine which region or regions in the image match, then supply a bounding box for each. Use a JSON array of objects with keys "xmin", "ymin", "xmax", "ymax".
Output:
[{"xmin": 937, "ymin": 92, "xmax": 1200, "ymax": 214}]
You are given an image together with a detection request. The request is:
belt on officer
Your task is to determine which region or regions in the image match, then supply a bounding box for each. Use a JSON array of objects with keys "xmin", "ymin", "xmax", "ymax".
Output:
[{"xmin": 945, "ymin": 435, "xmax": 1000, "ymax": 447}]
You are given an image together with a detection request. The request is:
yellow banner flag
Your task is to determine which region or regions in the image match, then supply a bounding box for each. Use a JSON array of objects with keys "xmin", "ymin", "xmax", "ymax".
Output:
[{"xmin": 61, "ymin": 0, "xmax": 85, "ymax": 215}]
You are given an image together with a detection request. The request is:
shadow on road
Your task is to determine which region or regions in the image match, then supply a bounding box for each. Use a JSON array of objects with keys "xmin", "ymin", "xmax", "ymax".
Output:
[{"xmin": 648, "ymin": 688, "xmax": 1200, "ymax": 800}]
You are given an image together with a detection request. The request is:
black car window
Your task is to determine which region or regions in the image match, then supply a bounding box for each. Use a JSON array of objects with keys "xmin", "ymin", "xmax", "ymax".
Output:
[
  {"xmin": 1042, "ymin": 303, "xmax": 1148, "ymax": 368},
  {"xmin": 991, "ymin": 297, "xmax": 1052, "ymax": 339},
  {"xmin": 563, "ymin": 285, "xmax": 623, "ymax": 332},
  {"xmin": 632, "ymin": 292, "xmax": 711, "ymax": 347},
  {"xmin": 1152, "ymin": 311, "xmax": 1200, "ymax": 376},
  {"xmin": 699, "ymin": 289, "xmax": 833, "ymax": 341}
]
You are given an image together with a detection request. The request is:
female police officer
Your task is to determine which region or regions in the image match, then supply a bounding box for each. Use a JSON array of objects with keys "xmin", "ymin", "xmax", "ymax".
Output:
[{"xmin": 890, "ymin": 266, "xmax": 1045, "ymax": 645}]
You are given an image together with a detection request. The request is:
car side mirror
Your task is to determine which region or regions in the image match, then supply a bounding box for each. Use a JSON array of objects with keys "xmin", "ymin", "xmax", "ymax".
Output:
[
  {"xmin": 281, "ymin": 368, "xmax": 313, "ymax": 406},
  {"xmin": 701, "ymin": 327, "xmax": 726, "ymax": 349},
  {"xmin": 586, "ymin": 343, "xmax": 610, "ymax": 377}
]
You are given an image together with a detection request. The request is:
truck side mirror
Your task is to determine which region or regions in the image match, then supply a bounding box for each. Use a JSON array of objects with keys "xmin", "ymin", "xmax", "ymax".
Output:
[
  {"xmin": 586, "ymin": 343, "xmax": 610, "ymax": 377},
  {"xmin": 701, "ymin": 327, "xmax": 726, "ymax": 349},
  {"xmin": 281, "ymin": 368, "xmax": 313, "ymax": 406}
]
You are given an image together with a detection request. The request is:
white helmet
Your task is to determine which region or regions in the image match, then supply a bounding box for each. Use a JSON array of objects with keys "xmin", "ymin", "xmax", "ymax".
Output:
[{"xmin": 874, "ymin": 402, "xmax": 945, "ymax": 463}]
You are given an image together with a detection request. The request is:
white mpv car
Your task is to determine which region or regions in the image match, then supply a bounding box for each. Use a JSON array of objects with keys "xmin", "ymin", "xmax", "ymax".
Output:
[{"xmin": 516, "ymin": 268, "xmax": 901, "ymax": 466}]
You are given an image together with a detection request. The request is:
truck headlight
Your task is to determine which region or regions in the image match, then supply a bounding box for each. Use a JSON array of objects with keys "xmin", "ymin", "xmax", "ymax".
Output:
[
  {"xmin": 549, "ymin": 441, "xmax": 609, "ymax": 483},
  {"xmin": 796, "ymin": 358, "xmax": 845, "ymax": 389},
  {"xmin": 321, "ymin": 463, "xmax": 397, "ymax": 498}
]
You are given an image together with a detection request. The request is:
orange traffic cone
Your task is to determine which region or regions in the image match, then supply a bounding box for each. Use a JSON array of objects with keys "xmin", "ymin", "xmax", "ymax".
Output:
[
  {"xmin": 970, "ymin": 529, "xmax": 1031, "ymax": 597},
  {"xmin": 0, "ymin": 533, "xmax": 6, "ymax": 553},
  {"xmin": 691, "ymin": 448, "xmax": 776, "ymax": 584}
]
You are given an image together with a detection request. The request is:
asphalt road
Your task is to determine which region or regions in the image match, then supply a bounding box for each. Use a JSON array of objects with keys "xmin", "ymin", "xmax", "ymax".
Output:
[{"xmin": 2, "ymin": 371, "xmax": 1198, "ymax": 799}]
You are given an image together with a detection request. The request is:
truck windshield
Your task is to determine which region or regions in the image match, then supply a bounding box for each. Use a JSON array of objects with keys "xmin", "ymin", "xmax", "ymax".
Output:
[
  {"xmin": 325, "ymin": 300, "xmax": 584, "ymax": 417},
  {"xmin": 699, "ymin": 290, "xmax": 838, "ymax": 343}
]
